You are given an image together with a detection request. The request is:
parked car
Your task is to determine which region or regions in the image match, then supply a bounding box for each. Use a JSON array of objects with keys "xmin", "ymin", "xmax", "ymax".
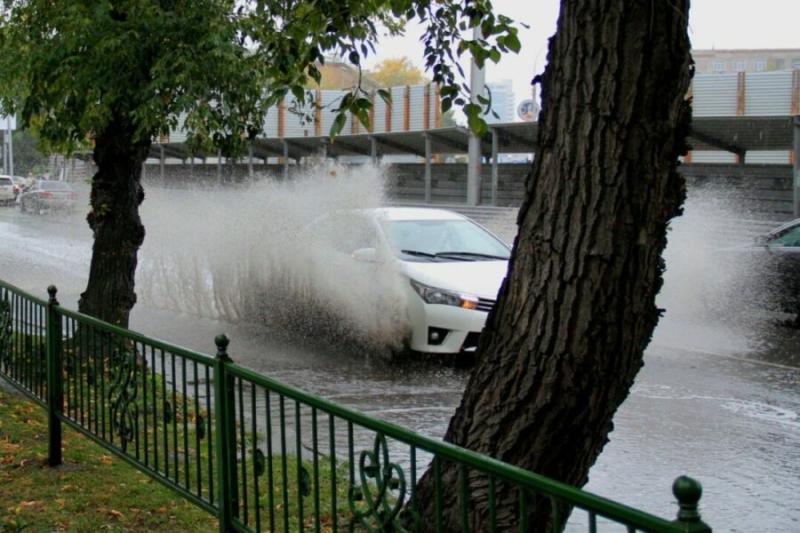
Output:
[
  {"xmin": 754, "ymin": 218, "xmax": 800, "ymax": 249},
  {"xmin": 0, "ymin": 176, "xmax": 15, "ymax": 205},
  {"xmin": 723, "ymin": 218, "xmax": 800, "ymax": 318},
  {"xmin": 306, "ymin": 207, "xmax": 511, "ymax": 354},
  {"xmin": 756, "ymin": 218, "xmax": 800, "ymax": 312},
  {"xmin": 18, "ymin": 180, "xmax": 79, "ymax": 213}
]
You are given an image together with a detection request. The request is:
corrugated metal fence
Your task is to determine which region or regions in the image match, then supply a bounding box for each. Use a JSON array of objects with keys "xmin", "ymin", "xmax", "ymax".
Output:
[
  {"xmin": 165, "ymin": 84, "xmax": 441, "ymax": 144},
  {"xmin": 690, "ymin": 70, "xmax": 799, "ymax": 164}
]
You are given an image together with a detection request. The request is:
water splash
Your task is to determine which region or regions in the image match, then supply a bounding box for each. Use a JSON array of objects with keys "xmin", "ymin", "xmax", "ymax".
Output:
[
  {"xmin": 653, "ymin": 185, "xmax": 795, "ymax": 359},
  {"xmin": 138, "ymin": 162, "xmax": 410, "ymax": 352}
]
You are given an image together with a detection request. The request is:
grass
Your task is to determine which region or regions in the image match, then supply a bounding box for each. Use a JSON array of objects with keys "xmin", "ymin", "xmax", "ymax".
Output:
[
  {"xmin": 0, "ymin": 327, "xmax": 404, "ymax": 532},
  {"xmin": 0, "ymin": 382, "xmax": 393, "ymax": 533},
  {"xmin": 0, "ymin": 387, "xmax": 217, "ymax": 532}
]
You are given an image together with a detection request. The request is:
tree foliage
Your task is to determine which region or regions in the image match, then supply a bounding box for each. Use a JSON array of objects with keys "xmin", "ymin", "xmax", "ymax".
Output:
[
  {"xmin": 0, "ymin": 0, "xmax": 520, "ymax": 147},
  {"xmin": 368, "ymin": 56, "xmax": 426, "ymax": 87}
]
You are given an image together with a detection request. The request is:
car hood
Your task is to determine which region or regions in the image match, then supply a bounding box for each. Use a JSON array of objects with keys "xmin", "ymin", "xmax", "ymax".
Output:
[{"xmin": 398, "ymin": 259, "xmax": 508, "ymax": 300}]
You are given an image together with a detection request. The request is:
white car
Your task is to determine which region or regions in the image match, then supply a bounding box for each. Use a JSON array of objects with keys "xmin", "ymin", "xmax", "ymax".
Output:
[
  {"xmin": 306, "ymin": 207, "xmax": 510, "ymax": 354},
  {"xmin": 0, "ymin": 176, "xmax": 15, "ymax": 205}
]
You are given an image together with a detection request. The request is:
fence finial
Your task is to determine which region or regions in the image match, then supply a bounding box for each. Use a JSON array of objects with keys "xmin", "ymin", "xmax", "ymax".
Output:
[
  {"xmin": 673, "ymin": 476, "xmax": 711, "ymax": 532},
  {"xmin": 47, "ymin": 285, "xmax": 58, "ymax": 305},
  {"xmin": 215, "ymin": 334, "xmax": 231, "ymax": 361}
]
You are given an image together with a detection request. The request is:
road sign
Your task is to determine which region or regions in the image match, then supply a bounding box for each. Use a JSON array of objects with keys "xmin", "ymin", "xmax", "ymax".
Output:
[
  {"xmin": 0, "ymin": 115, "xmax": 16, "ymax": 130},
  {"xmin": 517, "ymin": 99, "xmax": 537, "ymax": 122}
]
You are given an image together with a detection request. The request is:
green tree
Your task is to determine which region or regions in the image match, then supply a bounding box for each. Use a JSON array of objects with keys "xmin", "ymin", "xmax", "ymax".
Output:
[
  {"xmin": 0, "ymin": 0, "xmax": 516, "ymax": 327},
  {"xmin": 368, "ymin": 56, "xmax": 426, "ymax": 87}
]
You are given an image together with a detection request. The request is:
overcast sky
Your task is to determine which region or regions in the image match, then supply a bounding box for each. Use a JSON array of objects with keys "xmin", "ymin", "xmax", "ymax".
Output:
[{"xmin": 365, "ymin": 0, "xmax": 800, "ymax": 111}]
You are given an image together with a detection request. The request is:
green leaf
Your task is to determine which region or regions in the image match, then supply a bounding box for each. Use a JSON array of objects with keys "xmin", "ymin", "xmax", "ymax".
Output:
[
  {"xmin": 356, "ymin": 108, "xmax": 370, "ymax": 130},
  {"xmin": 330, "ymin": 112, "xmax": 346, "ymax": 138},
  {"xmin": 505, "ymin": 32, "xmax": 521, "ymax": 53},
  {"xmin": 441, "ymin": 97, "xmax": 452, "ymax": 113},
  {"xmin": 291, "ymin": 85, "xmax": 305, "ymax": 103},
  {"xmin": 377, "ymin": 89, "xmax": 391, "ymax": 104},
  {"xmin": 308, "ymin": 64, "xmax": 322, "ymax": 84},
  {"xmin": 467, "ymin": 112, "xmax": 487, "ymax": 137}
]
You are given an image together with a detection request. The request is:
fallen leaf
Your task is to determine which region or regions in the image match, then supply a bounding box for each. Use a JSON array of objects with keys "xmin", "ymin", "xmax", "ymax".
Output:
[{"xmin": 0, "ymin": 442, "xmax": 20, "ymax": 452}]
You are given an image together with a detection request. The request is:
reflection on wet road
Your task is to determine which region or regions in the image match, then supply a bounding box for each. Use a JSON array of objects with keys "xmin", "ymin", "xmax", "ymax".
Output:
[{"xmin": 1, "ymin": 191, "xmax": 798, "ymax": 531}]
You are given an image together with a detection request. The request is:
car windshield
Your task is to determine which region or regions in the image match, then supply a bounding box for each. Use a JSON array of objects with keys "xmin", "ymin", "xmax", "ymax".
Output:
[
  {"xmin": 38, "ymin": 181, "xmax": 72, "ymax": 191},
  {"xmin": 768, "ymin": 223, "xmax": 800, "ymax": 248},
  {"xmin": 0, "ymin": 178, "xmax": 11, "ymax": 186},
  {"xmin": 385, "ymin": 219, "xmax": 510, "ymax": 261}
]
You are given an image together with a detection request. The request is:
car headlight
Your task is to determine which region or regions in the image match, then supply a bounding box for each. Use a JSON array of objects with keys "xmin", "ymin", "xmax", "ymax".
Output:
[{"xmin": 409, "ymin": 279, "xmax": 479, "ymax": 310}]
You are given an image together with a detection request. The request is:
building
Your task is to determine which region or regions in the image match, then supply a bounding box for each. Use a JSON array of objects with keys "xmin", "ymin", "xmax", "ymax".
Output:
[
  {"xmin": 693, "ymin": 48, "xmax": 800, "ymax": 74},
  {"xmin": 485, "ymin": 80, "xmax": 516, "ymax": 124}
]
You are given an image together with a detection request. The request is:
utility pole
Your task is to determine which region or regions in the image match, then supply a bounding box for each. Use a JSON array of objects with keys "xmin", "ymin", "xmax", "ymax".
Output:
[
  {"xmin": 467, "ymin": 26, "xmax": 485, "ymax": 206},
  {"xmin": 7, "ymin": 124, "xmax": 13, "ymax": 177},
  {"xmin": 2, "ymin": 115, "xmax": 15, "ymax": 176},
  {"xmin": 794, "ymin": 116, "xmax": 799, "ymax": 218}
]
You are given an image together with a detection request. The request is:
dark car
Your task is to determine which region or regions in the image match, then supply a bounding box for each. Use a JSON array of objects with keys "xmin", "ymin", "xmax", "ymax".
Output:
[
  {"xmin": 18, "ymin": 180, "xmax": 79, "ymax": 214},
  {"xmin": 755, "ymin": 218, "xmax": 800, "ymax": 248},
  {"xmin": 749, "ymin": 218, "xmax": 800, "ymax": 319}
]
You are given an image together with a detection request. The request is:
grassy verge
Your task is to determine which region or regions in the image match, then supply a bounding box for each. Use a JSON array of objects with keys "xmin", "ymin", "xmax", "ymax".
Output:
[
  {"xmin": 1, "ymin": 327, "xmax": 396, "ymax": 532},
  {"xmin": 0, "ymin": 387, "xmax": 217, "ymax": 532}
]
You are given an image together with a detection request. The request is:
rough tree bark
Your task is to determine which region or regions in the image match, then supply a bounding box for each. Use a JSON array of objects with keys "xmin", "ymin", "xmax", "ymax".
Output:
[
  {"xmin": 78, "ymin": 111, "xmax": 150, "ymax": 328},
  {"xmin": 416, "ymin": 0, "xmax": 692, "ymax": 529}
]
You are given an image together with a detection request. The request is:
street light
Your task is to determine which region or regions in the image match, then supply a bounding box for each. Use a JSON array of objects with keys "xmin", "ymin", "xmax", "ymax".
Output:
[{"xmin": 467, "ymin": 26, "xmax": 485, "ymax": 206}]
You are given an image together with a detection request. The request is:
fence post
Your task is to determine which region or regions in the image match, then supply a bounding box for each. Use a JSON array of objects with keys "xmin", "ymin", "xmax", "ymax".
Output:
[
  {"xmin": 45, "ymin": 285, "xmax": 62, "ymax": 467},
  {"xmin": 672, "ymin": 476, "xmax": 711, "ymax": 532},
  {"xmin": 213, "ymin": 334, "xmax": 239, "ymax": 532}
]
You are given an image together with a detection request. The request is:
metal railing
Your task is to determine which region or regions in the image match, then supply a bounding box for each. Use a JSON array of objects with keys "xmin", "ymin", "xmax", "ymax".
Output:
[{"xmin": 0, "ymin": 279, "xmax": 712, "ymax": 532}]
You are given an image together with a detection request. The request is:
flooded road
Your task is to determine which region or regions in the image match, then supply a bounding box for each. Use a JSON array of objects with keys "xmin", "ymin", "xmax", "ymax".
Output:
[{"xmin": 0, "ymin": 183, "xmax": 798, "ymax": 531}]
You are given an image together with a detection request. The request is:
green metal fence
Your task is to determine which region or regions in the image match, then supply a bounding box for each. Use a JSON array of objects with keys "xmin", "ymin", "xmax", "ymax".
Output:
[{"xmin": 0, "ymin": 279, "xmax": 711, "ymax": 532}]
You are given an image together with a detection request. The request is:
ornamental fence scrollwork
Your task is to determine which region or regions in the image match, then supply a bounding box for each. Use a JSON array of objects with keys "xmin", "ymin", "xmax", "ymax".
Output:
[
  {"xmin": 108, "ymin": 344, "xmax": 140, "ymax": 452},
  {"xmin": 348, "ymin": 433, "xmax": 420, "ymax": 532}
]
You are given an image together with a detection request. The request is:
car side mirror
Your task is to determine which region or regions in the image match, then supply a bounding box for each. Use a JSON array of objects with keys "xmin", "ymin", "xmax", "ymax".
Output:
[{"xmin": 352, "ymin": 247, "xmax": 381, "ymax": 263}]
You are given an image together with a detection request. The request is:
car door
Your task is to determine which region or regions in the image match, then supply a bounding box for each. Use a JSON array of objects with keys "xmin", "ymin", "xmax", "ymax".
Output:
[
  {"xmin": 307, "ymin": 211, "xmax": 407, "ymax": 334},
  {"xmin": 766, "ymin": 221, "xmax": 800, "ymax": 313}
]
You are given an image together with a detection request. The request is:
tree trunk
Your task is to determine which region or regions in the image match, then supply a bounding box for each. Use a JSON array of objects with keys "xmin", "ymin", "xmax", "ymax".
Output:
[
  {"xmin": 416, "ymin": 0, "xmax": 692, "ymax": 529},
  {"xmin": 78, "ymin": 113, "xmax": 150, "ymax": 328}
]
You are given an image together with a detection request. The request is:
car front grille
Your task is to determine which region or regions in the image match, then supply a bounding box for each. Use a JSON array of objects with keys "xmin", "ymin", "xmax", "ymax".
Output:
[{"xmin": 476, "ymin": 298, "xmax": 495, "ymax": 313}]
